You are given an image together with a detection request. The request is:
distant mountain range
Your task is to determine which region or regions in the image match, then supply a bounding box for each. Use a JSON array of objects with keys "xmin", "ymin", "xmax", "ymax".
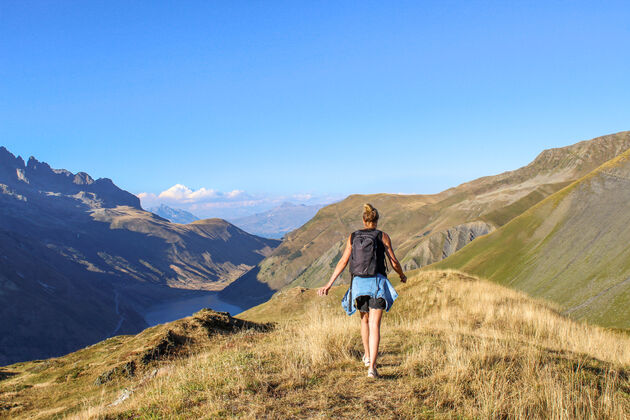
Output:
[
  {"xmin": 220, "ymin": 131, "xmax": 630, "ymax": 318},
  {"xmin": 229, "ymin": 202, "xmax": 325, "ymax": 239},
  {"xmin": 0, "ymin": 147, "xmax": 278, "ymax": 365},
  {"xmin": 148, "ymin": 204, "xmax": 200, "ymax": 224}
]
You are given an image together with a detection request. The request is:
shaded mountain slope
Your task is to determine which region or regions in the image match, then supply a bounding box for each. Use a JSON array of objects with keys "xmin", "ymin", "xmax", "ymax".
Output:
[
  {"xmin": 89, "ymin": 208, "xmax": 278, "ymax": 290},
  {"xmin": 433, "ymin": 146, "xmax": 630, "ymax": 328},
  {"xmin": 0, "ymin": 147, "xmax": 278, "ymax": 365},
  {"xmin": 0, "ymin": 229, "xmax": 149, "ymax": 367},
  {"xmin": 222, "ymin": 131, "xmax": 630, "ymax": 307},
  {"xmin": 3, "ymin": 271, "xmax": 629, "ymax": 418}
]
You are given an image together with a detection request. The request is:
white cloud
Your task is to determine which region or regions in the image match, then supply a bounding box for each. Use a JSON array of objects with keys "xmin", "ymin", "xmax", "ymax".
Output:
[
  {"xmin": 225, "ymin": 189, "xmax": 244, "ymax": 198},
  {"xmin": 136, "ymin": 184, "xmax": 337, "ymax": 219},
  {"xmin": 292, "ymin": 193, "xmax": 313, "ymax": 201},
  {"xmin": 137, "ymin": 192, "xmax": 156, "ymax": 201},
  {"xmin": 156, "ymin": 184, "xmax": 218, "ymax": 202}
]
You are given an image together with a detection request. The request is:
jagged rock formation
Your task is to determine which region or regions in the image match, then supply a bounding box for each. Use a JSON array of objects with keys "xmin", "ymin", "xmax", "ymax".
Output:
[
  {"xmin": 0, "ymin": 147, "xmax": 141, "ymax": 209},
  {"xmin": 401, "ymin": 221, "xmax": 494, "ymax": 271}
]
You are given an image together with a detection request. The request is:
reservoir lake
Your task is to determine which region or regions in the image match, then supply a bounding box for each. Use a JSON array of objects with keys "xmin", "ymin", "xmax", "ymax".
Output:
[{"xmin": 143, "ymin": 292, "xmax": 244, "ymax": 326}]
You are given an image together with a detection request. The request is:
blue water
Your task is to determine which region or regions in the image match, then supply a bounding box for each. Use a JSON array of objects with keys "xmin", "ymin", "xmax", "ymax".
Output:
[{"xmin": 143, "ymin": 292, "xmax": 244, "ymax": 326}]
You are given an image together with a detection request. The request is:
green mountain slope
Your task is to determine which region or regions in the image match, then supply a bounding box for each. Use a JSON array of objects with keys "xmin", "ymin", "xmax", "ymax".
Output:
[
  {"xmin": 433, "ymin": 147, "xmax": 630, "ymax": 328},
  {"xmin": 222, "ymin": 131, "xmax": 630, "ymax": 307}
]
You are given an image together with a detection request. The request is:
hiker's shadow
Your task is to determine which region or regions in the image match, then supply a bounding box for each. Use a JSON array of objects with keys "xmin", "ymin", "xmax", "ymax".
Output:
[
  {"xmin": 376, "ymin": 362, "xmax": 398, "ymax": 368},
  {"xmin": 349, "ymin": 348, "xmax": 397, "ymax": 359}
]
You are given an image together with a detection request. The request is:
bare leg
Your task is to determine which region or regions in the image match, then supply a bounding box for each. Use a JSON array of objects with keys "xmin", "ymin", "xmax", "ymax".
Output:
[
  {"xmin": 368, "ymin": 308, "xmax": 383, "ymax": 369},
  {"xmin": 360, "ymin": 311, "xmax": 370, "ymax": 360}
]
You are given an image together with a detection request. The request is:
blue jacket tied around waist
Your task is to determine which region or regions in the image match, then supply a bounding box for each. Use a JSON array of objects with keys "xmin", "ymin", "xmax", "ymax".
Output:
[{"xmin": 341, "ymin": 273, "xmax": 398, "ymax": 316}]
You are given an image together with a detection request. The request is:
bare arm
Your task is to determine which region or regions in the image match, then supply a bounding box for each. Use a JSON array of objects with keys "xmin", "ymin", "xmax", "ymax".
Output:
[
  {"xmin": 382, "ymin": 232, "xmax": 407, "ymax": 283},
  {"xmin": 318, "ymin": 235, "xmax": 352, "ymax": 296}
]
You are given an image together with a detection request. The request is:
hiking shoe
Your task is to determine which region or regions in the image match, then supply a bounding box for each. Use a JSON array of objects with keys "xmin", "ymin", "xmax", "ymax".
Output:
[
  {"xmin": 362, "ymin": 354, "xmax": 370, "ymax": 367},
  {"xmin": 367, "ymin": 367, "xmax": 379, "ymax": 378}
]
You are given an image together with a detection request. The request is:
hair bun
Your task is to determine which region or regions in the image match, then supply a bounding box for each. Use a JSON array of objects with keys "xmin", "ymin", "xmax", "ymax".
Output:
[{"xmin": 362, "ymin": 203, "xmax": 379, "ymax": 224}]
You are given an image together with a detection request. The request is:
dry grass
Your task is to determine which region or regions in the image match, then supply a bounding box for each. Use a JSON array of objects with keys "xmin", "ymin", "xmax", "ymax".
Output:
[{"xmin": 4, "ymin": 270, "xmax": 630, "ymax": 419}]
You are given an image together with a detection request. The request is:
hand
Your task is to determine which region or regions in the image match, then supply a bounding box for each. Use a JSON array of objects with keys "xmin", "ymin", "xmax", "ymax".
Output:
[
  {"xmin": 400, "ymin": 274, "xmax": 407, "ymax": 283},
  {"xmin": 318, "ymin": 284, "xmax": 331, "ymax": 296}
]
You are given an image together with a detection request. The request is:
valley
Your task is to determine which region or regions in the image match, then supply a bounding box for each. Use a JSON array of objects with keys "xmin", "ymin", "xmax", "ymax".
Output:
[
  {"xmin": 0, "ymin": 147, "xmax": 278, "ymax": 364},
  {"xmin": 5, "ymin": 4, "xmax": 630, "ymax": 417},
  {"xmin": 4, "ymin": 130, "xmax": 630, "ymax": 387},
  {"xmin": 3, "ymin": 131, "xmax": 630, "ymax": 417}
]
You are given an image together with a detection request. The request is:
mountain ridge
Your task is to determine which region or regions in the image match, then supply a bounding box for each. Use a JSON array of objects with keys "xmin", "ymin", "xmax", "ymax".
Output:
[
  {"xmin": 432, "ymin": 143, "xmax": 630, "ymax": 327},
  {"xmin": 221, "ymin": 131, "xmax": 630, "ymax": 308}
]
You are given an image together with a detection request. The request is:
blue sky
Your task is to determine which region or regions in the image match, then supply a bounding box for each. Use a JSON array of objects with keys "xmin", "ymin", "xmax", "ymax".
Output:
[{"xmin": 2, "ymin": 1, "xmax": 629, "ymax": 217}]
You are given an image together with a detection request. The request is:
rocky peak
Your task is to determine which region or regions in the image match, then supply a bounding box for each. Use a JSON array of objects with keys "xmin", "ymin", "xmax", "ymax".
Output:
[
  {"xmin": 73, "ymin": 172, "xmax": 94, "ymax": 185},
  {"xmin": 0, "ymin": 146, "xmax": 25, "ymax": 170},
  {"xmin": 0, "ymin": 145, "xmax": 141, "ymax": 209},
  {"xmin": 26, "ymin": 155, "xmax": 51, "ymax": 171}
]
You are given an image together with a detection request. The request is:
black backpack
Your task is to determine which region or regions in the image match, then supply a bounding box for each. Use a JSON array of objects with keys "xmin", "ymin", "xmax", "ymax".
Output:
[{"xmin": 349, "ymin": 229, "xmax": 386, "ymax": 277}]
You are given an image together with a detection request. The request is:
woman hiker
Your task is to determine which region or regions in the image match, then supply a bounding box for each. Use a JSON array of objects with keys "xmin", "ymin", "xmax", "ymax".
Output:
[{"xmin": 317, "ymin": 203, "xmax": 407, "ymax": 378}]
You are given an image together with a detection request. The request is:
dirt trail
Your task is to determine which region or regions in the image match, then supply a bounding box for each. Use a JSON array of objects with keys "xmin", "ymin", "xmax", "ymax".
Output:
[{"xmin": 311, "ymin": 328, "xmax": 422, "ymax": 419}]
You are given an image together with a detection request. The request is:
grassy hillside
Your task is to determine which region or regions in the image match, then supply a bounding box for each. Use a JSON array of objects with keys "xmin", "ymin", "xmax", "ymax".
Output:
[
  {"xmin": 3, "ymin": 271, "xmax": 629, "ymax": 418},
  {"xmin": 433, "ymin": 146, "xmax": 630, "ymax": 329},
  {"xmin": 0, "ymin": 309, "xmax": 268, "ymax": 418},
  {"xmin": 221, "ymin": 131, "xmax": 630, "ymax": 307}
]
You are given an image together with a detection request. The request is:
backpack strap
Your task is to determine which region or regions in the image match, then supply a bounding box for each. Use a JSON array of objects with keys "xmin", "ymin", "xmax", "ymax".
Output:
[
  {"xmin": 348, "ymin": 230, "xmax": 369, "ymax": 307},
  {"xmin": 377, "ymin": 230, "xmax": 389, "ymax": 274},
  {"xmin": 348, "ymin": 231, "xmax": 356, "ymax": 306},
  {"xmin": 349, "ymin": 231, "xmax": 356, "ymax": 277}
]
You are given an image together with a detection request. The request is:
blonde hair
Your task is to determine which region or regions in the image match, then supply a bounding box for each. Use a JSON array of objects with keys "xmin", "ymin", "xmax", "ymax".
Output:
[{"xmin": 362, "ymin": 203, "xmax": 379, "ymax": 224}]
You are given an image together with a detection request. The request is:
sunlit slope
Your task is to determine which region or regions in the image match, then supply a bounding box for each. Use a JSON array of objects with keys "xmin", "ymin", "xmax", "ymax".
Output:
[
  {"xmin": 222, "ymin": 131, "xmax": 630, "ymax": 305},
  {"xmin": 253, "ymin": 192, "xmax": 442, "ymax": 290},
  {"xmin": 13, "ymin": 270, "xmax": 627, "ymax": 418},
  {"xmin": 434, "ymin": 147, "xmax": 630, "ymax": 328}
]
